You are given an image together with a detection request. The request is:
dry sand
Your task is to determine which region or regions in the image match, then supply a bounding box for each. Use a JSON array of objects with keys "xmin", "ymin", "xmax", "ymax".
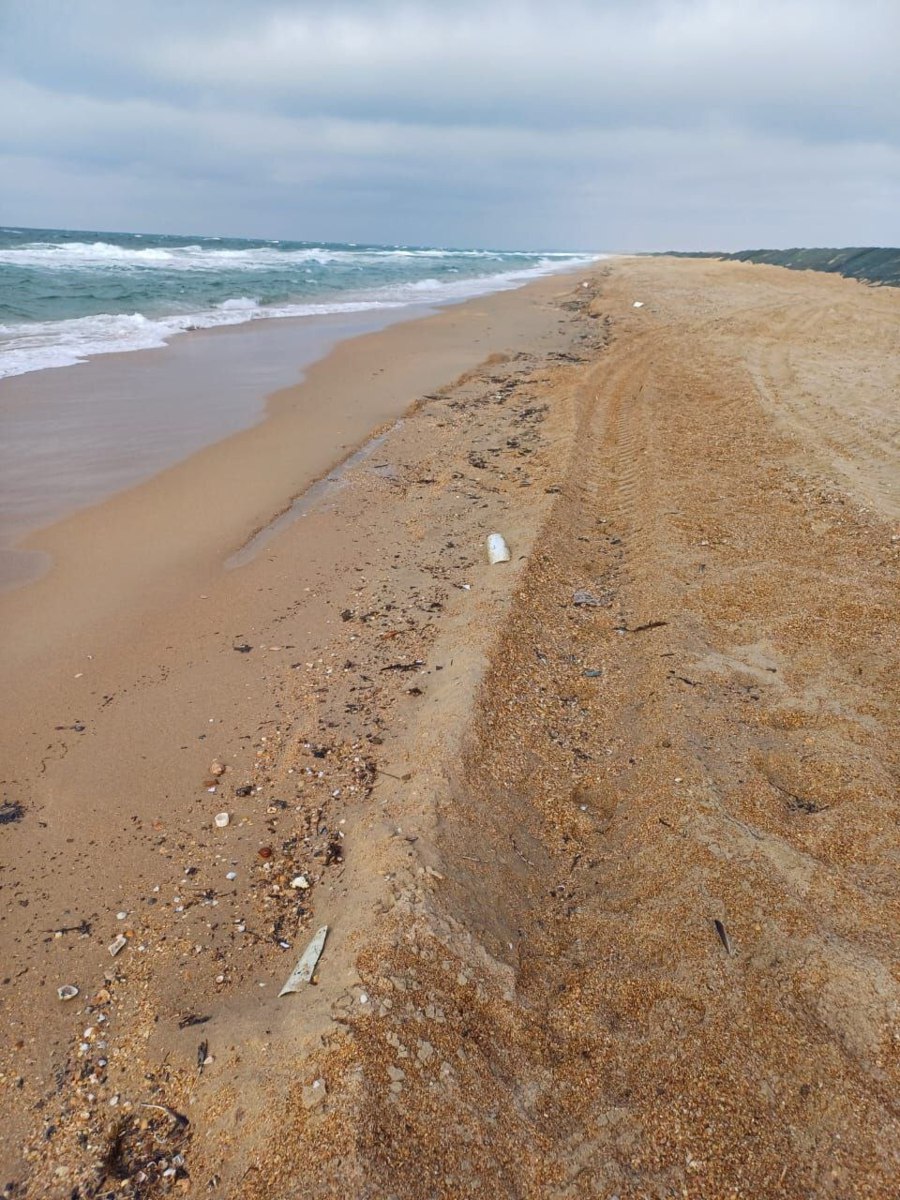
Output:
[{"xmin": 1, "ymin": 258, "xmax": 898, "ymax": 1198}]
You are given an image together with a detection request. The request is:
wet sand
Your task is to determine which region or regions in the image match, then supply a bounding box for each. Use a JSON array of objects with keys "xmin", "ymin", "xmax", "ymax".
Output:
[
  {"xmin": 0, "ymin": 274, "xmax": 576, "ymax": 661},
  {"xmin": 0, "ymin": 301, "xmax": 460, "ymax": 588},
  {"xmin": 1, "ymin": 258, "xmax": 898, "ymax": 1198}
]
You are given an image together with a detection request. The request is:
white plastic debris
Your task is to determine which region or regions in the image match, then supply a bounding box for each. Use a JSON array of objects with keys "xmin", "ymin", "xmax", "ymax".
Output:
[
  {"xmin": 486, "ymin": 533, "xmax": 511, "ymax": 564},
  {"xmin": 632, "ymin": 300, "xmax": 644, "ymax": 308},
  {"xmin": 108, "ymin": 934, "xmax": 127, "ymax": 957},
  {"xmin": 214, "ymin": 812, "xmax": 230, "ymax": 828},
  {"xmin": 279, "ymin": 925, "xmax": 328, "ymax": 996},
  {"xmin": 57, "ymin": 985, "xmax": 79, "ymax": 1001},
  {"xmin": 290, "ymin": 875, "xmax": 310, "ymax": 890}
]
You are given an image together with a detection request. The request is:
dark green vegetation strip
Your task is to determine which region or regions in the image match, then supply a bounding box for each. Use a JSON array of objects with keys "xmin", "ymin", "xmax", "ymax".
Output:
[{"xmin": 658, "ymin": 247, "xmax": 900, "ymax": 287}]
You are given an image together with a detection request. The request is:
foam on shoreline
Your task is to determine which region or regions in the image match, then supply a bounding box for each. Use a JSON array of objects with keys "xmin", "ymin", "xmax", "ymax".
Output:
[{"xmin": 0, "ymin": 229, "xmax": 601, "ymax": 379}]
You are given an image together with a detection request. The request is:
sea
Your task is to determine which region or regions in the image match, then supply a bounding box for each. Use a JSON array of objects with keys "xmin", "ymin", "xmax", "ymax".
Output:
[{"xmin": 0, "ymin": 226, "xmax": 597, "ymax": 380}]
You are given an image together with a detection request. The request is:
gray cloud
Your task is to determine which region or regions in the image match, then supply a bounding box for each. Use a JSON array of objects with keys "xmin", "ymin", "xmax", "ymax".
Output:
[{"xmin": 1, "ymin": 0, "xmax": 897, "ymax": 248}]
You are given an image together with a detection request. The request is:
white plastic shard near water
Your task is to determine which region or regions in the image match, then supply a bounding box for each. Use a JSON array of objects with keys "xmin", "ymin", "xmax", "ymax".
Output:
[
  {"xmin": 279, "ymin": 925, "xmax": 328, "ymax": 996},
  {"xmin": 487, "ymin": 533, "xmax": 511, "ymax": 564}
]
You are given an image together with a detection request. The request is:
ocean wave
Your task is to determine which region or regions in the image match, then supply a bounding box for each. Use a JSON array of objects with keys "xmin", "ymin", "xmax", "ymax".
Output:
[
  {"xmin": 372, "ymin": 248, "xmax": 576, "ymax": 260},
  {"xmin": 0, "ymin": 297, "xmax": 403, "ymax": 379},
  {"xmin": 0, "ymin": 241, "xmax": 353, "ymax": 270},
  {"xmin": 0, "ymin": 240, "xmax": 592, "ymax": 273},
  {"xmin": 0, "ymin": 253, "xmax": 601, "ymax": 380}
]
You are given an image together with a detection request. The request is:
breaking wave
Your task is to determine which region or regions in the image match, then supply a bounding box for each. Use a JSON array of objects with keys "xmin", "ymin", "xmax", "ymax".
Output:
[{"xmin": 0, "ymin": 226, "xmax": 600, "ymax": 379}]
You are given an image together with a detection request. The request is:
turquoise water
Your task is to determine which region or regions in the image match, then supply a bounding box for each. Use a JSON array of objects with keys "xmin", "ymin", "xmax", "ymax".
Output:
[{"xmin": 0, "ymin": 226, "xmax": 597, "ymax": 379}]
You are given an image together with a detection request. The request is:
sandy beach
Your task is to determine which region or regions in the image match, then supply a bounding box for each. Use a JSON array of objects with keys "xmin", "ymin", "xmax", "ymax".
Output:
[{"xmin": 1, "ymin": 257, "xmax": 898, "ymax": 1198}]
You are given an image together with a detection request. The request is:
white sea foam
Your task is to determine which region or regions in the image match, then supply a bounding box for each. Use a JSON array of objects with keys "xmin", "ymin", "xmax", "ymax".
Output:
[
  {"xmin": 0, "ymin": 241, "xmax": 350, "ymax": 270},
  {"xmin": 0, "ymin": 239, "xmax": 590, "ymax": 273},
  {"xmin": 0, "ymin": 240, "xmax": 448, "ymax": 270},
  {"xmin": 0, "ymin": 254, "xmax": 601, "ymax": 380},
  {"xmin": 0, "ymin": 299, "xmax": 402, "ymax": 379}
]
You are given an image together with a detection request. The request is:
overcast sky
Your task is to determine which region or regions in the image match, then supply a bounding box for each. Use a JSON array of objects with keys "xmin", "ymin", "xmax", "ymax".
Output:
[{"xmin": 0, "ymin": 0, "xmax": 897, "ymax": 250}]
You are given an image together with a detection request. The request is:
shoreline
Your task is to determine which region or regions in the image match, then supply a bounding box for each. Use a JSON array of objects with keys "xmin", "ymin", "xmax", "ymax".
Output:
[
  {"xmin": 0, "ymin": 269, "xmax": 586, "ymax": 664},
  {"xmin": 0, "ymin": 302, "xmax": 429, "ymax": 590},
  {"xmin": 0, "ymin": 258, "xmax": 599, "ymax": 588}
]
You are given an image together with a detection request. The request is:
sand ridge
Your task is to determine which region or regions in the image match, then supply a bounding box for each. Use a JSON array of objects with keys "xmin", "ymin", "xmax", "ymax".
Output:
[{"xmin": 1, "ymin": 258, "xmax": 898, "ymax": 1197}]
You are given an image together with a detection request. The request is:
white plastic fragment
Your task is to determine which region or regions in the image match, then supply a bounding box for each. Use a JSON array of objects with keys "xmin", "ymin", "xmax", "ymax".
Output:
[
  {"xmin": 108, "ymin": 934, "xmax": 128, "ymax": 957},
  {"xmin": 279, "ymin": 925, "xmax": 328, "ymax": 996},
  {"xmin": 632, "ymin": 300, "xmax": 644, "ymax": 308},
  {"xmin": 486, "ymin": 533, "xmax": 511, "ymax": 564},
  {"xmin": 214, "ymin": 812, "xmax": 230, "ymax": 828},
  {"xmin": 290, "ymin": 875, "xmax": 310, "ymax": 890},
  {"xmin": 57, "ymin": 985, "xmax": 79, "ymax": 1001}
]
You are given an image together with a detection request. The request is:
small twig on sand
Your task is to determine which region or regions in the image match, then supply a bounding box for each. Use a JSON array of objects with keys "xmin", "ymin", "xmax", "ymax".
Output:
[
  {"xmin": 139, "ymin": 1102, "xmax": 189, "ymax": 1130},
  {"xmin": 511, "ymin": 839, "xmax": 536, "ymax": 868},
  {"xmin": 713, "ymin": 919, "xmax": 733, "ymax": 956}
]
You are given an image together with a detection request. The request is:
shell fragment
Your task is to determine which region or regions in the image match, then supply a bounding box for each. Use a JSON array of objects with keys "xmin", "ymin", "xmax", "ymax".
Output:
[{"xmin": 278, "ymin": 926, "xmax": 328, "ymax": 996}]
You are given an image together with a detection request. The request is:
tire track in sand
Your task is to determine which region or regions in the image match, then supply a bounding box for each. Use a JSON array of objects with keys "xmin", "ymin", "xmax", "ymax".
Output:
[{"xmin": 426, "ymin": 267, "xmax": 899, "ymax": 1197}]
